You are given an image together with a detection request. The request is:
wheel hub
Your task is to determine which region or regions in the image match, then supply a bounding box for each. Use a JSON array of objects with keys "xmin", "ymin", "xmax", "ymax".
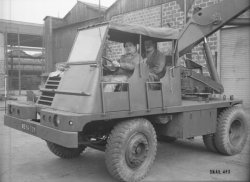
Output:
[
  {"xmin": 125, "ymin": 133, "xmax": 149, "ymax": 169},
  {"xmin": 229, "ymin": 119, "xmax": 243, "ymax": 146}
]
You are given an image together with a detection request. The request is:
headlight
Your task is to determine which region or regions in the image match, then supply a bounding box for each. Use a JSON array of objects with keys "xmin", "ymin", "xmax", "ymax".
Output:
[{"xmin": 53, "ymin": 115, "xmax": 60, "ymax": 127}]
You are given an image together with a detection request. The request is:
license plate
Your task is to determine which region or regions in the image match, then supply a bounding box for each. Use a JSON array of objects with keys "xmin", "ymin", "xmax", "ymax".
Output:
[{"xmin": 21, "ymin": 123, "xmax": 37, "ymax": 135}]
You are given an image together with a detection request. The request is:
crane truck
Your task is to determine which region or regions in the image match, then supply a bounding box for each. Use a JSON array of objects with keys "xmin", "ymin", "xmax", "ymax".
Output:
[{"xmin": 4, "ymin": 0, "xmax": 250, "ymax": 181}]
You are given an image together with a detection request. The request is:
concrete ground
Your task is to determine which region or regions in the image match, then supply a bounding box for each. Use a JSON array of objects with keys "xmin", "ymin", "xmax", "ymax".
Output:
[{"xmin": 0, "ymin": 99, "xmax": 249, "ymax": 182}]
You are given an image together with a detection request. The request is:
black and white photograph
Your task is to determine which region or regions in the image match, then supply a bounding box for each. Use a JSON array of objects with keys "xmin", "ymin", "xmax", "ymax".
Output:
[{"xmin": 0, "ymin": 0, "xmax": 250, "ymax": 181}]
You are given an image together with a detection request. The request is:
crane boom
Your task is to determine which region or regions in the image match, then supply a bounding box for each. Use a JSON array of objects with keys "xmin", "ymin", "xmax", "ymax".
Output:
[{"xmin": 178, "ymin": 0, "xmax": 250, "ymax": 57}]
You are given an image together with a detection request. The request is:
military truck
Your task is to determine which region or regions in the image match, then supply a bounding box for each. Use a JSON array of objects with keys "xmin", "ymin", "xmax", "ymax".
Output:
[{"xmin": 4, "ymin": 0, "xmax": 250, "ymax": 181}]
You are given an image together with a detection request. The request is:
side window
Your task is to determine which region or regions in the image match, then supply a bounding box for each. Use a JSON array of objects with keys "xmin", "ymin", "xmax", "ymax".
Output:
[
  {"xmin": 104, "ymin": 40, "xmax": 123, "ymax": 63},
  {"xmin": 102, "ymin": 35, "xmax": 140, "ymax": 93},
  {"xmin": 157, "ymin": 41, "xmax": 172, "ymax": 55},
  {"xmin": 157, "ymin": 41, "xmax": 174, "ymax": 67}
]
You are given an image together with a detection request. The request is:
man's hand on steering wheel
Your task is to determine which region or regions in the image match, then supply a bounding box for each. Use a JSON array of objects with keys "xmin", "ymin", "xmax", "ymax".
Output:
[
  {"xmin": 102, "ymin": 56, "xmax": 119, "ymax": 72},
  {"xmin": 112, "ymin": 60, "xmax": 121, "ymax": 68}
]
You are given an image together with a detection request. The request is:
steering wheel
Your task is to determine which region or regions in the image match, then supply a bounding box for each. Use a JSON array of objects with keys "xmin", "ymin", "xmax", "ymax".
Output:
[{"xmin": 102, "ymin": 56, "xmax": 119, "ymax": 73}]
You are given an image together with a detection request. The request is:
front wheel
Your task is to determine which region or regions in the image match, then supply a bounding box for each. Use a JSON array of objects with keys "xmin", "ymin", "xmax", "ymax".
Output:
[
  {"xmin": 46, "ymin": 141, "xmax": 86, "ymax": 159},
  {"xmin": 105, "ymin": 118, "xmax": 157, "ymax": 182}
]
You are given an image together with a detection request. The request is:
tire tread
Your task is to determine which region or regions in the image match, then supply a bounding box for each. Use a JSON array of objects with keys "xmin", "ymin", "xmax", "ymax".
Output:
[{"xmin": 105, "ymin": 118, "xmax": 157, "ymax": 182}]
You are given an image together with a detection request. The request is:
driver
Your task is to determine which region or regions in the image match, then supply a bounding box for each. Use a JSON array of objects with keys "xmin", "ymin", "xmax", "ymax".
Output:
[{"xmin": 103, "ymin": 40, "xmax": 141, "ymax": 92}]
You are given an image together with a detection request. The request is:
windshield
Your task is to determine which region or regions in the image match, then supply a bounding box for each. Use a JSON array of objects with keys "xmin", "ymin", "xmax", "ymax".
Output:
[{"xmin": 68, "ymin": 25, "xmax": 107, "ymax": 62}]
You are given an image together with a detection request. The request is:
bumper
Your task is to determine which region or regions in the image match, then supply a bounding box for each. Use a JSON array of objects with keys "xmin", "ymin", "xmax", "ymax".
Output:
[{"xmin": 4, "ymin": 115, "xmax": 79, "ymax": 148}]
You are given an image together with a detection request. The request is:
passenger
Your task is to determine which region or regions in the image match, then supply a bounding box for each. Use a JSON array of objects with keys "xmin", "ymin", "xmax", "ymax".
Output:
[
  {"xmin": 103, "ymin": 40, "xmax": 141, "ymax": 92},
  {"xmin": 144, "ymin": 39, "xmax": 166, "ymax": 81}
]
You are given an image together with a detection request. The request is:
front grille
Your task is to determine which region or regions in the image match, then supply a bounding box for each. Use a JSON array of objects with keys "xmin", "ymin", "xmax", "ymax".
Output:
[
  {"xmin": 45, "ymin": 77, "xmax": 61, "ymax": 89},
  {"xmin": 37, "ymin": 76, "xmax": 61, "ymax": 106}
]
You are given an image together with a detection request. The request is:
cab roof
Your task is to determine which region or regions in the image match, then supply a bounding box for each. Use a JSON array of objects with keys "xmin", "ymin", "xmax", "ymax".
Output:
[
  {"xmin": 109, "ymin": 23, "xmax": 179, "ymax": 41},
  {"xmin": 78, "ymin": 22, "xmax": 179, "ymax": 42}
]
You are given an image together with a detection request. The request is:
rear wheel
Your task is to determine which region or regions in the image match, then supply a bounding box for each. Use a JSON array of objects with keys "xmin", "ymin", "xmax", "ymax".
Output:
[
  {"xmin": 214, "ymin": 106, "xmax": 248, "ymax": 155},
  {"xmin": 105, "ymin": 118, "xmax": 157, "ymax": 182},
  {"xmin": 47, "ymin": 141, "xmax": 86, "ymax": 159}
]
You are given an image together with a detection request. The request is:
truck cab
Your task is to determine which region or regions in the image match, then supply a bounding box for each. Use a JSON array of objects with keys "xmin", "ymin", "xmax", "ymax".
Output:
[
  {"xmin": 4, "ymin": 16, "xmax": 249, "ymax": 182},
  {"xmin": 37, "ymin": 23, "xmax": 181, "ymax": 113}
]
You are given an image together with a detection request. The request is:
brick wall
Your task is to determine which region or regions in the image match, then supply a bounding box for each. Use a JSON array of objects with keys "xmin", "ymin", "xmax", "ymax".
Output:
[
  {"xmin": 162, "ymin": 1, "xmax": 185, "ymax": 30},
  {"xmin": 111, "ymin": 5, "xmax": 161, "ymax": 26}
]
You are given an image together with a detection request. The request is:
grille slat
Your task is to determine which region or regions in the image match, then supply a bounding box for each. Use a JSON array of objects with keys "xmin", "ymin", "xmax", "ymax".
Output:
[
  {"xmin": 48, "ymin": 77, "xmax": 61, "ymax": 81},
  {"xmin": 45, "ymin": 85, "xmax": 58, "ymax": 89},
  {"xmin": 40, "ymin": 96, "xmax": 53, "ymax": 101},
  {"xmin": 47, "ymin": 80, "xmax": 60, "ymax": 83},
  {"xmin": 38, "ymin": 100, "xmax": 52, "ymax": 106},
  {"xmin": 37, "ymin": 76, "xmax": 61, "ymax": 106},
  {"xmin": 40, "ymin": 95, "xmax": 54, "ymax": 99}
]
